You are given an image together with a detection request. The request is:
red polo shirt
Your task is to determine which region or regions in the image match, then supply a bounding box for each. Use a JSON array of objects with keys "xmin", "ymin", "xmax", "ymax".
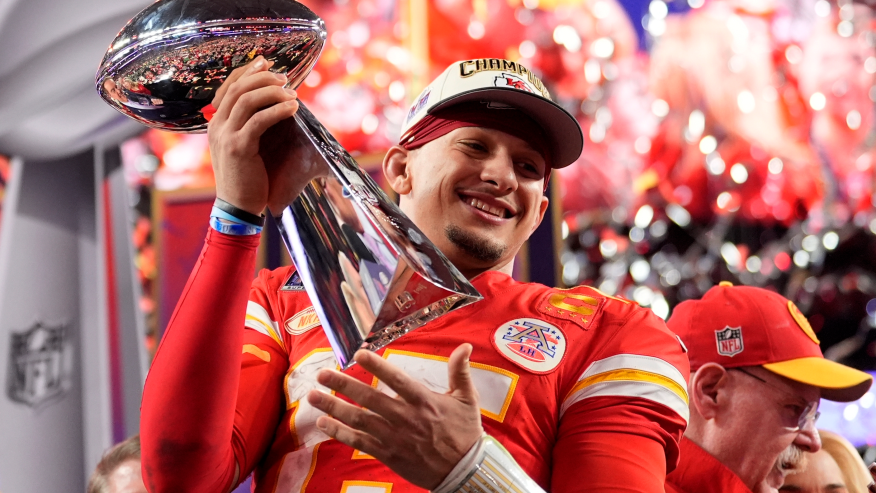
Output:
[{"xmin": 666, "ymin": 437, "xmax": 753, "ymax": 493}]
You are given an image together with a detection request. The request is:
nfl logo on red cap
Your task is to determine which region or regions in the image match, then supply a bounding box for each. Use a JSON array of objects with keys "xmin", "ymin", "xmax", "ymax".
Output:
[{"xmin": 715, "ymin": 326, "xmax": 743, "ymax": 357}]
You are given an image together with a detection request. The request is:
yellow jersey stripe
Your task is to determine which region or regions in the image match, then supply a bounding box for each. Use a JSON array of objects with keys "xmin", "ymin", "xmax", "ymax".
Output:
[
  {"xmin": 581, "ymin": 354, "xmax": 687, "ymax": 391},
  {"xmin": 565, "ymin": 368, "xmax": 689, "ymax": 404},
  {"xmin": 242, "ymin": 344, "xmax": 271, "ymax": 362}
]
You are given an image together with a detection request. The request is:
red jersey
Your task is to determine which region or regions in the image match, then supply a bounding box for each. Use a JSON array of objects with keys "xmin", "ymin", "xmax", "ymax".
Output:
[
  {"xmin": 231, "ymin": 266, "xmax": 690, "ymax": 493},
  {"xmin": 666, "ymin": 437, "xmax": 754, "ymax": 493}
]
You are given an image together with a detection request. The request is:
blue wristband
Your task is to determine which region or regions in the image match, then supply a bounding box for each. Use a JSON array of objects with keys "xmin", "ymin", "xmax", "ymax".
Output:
[
  {"xmin": 211, "ymin": 206, "xmax": 262, "ymax": 228},
  {"xmin": 210, "ymin": 216, "xmax": 262, "ymax": 236}
]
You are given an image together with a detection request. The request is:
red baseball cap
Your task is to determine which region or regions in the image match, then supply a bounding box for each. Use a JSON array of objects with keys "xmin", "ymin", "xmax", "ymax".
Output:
[{"xmin": 667, "ymin": 282, "xmax": 872, "ymax": 402}]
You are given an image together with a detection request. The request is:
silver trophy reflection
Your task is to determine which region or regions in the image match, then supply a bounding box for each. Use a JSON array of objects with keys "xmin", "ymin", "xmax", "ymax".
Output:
[{"xmin": 96, "ymin": 0, "xmax": 481, "ymax": 369}]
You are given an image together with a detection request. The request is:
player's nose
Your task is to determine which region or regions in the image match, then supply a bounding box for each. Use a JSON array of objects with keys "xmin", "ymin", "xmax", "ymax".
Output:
[{"xmin": 480, "ymin": 152, "xmax": 517, "ymax": 192}]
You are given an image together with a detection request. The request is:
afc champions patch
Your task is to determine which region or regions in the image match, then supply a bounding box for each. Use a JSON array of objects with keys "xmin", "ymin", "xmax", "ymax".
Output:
[
  {"xmin": 492, "ymin": 318, "xmax": 566, "ymax": 374},
  {"xmin": 715, "ymin": 326, "xmax": 744, "ymax": 357},
  {"xmin": 285, "ymin": 307, "xmax": 321, "ymax": 335}
]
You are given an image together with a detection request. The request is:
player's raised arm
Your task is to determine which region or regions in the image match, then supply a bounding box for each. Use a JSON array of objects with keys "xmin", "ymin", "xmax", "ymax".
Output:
[{"xmin": 139, "ymin": 57, "xmax": 315, "ymax": 493}]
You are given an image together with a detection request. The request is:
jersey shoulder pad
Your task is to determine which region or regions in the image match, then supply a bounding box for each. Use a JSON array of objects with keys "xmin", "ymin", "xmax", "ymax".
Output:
[{"xmin": 536, "ymin": 285, "xmax": 633, "ymax": 331}]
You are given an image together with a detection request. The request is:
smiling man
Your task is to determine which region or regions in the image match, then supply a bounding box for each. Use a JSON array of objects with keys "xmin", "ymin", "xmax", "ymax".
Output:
[
  {"xmin": 665, "ymin": 283, "xmax": 872, "ymax": 493},
  {"xmin": 140, "ymin": 57, "xmax": 690, "ymax": 493}
]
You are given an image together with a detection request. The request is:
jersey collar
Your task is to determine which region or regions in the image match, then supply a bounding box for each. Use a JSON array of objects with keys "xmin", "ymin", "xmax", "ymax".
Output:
[{"xmin": 666, "ymin": 437, "xmax": 754, "ymax": 493}]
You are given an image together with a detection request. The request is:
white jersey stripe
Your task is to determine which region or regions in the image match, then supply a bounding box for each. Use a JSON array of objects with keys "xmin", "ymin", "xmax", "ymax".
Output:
[
  {"xmin": 560, "ymin": 353, "xmax": 689, "ymax": 422},
  {"xmin": 580, "ymin": 354, "xmax": 687, "ymax": 393},
  {"xmin": 560, "ymin": 380, "xmax": 690, "ymax": 422},
  {"xmin": 245, "ymin": 300, "xmax": 285, "ymax": 351}
]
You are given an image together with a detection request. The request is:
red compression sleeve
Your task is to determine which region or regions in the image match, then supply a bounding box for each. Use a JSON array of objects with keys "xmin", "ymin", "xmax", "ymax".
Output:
[{"xmin": 140, "ymin": 229, "xmax": 260, "ymax": 493}]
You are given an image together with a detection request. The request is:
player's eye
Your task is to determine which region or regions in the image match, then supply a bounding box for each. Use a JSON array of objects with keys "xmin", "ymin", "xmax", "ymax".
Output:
[
  {"xmin": 518, "ymin": 162, "xmax": 541, "ymax": 177},
  {"xmin": 459, "ymin": 140, "xmax": 487, "ymax": 152}
]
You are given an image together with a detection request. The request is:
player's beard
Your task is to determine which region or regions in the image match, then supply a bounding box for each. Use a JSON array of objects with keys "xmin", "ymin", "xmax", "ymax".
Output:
[{"xmin": 445, "ymin": 225, "xmax": 506, "ymax": 263}]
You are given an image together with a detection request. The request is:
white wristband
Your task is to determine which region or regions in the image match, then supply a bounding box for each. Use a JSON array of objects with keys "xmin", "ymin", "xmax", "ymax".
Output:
[
  {"xmin": 431, "ymin": 435, "xmax": 547, "ymax": 493},
  {"xmin": 431, "ymin": 434, "xmax": 486, "ymax": 493}
]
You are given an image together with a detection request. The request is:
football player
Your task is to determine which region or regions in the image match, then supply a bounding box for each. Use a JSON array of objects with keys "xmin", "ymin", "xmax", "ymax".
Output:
[{"xmin": 140, "ymin": 56, "xmax": 690, "ymax": 493}]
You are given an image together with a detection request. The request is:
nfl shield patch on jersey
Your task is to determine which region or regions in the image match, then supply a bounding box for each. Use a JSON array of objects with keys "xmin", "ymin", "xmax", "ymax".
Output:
[{"xmin": 492, "ymin": 318, "xmax": 566, "ymax": 374}]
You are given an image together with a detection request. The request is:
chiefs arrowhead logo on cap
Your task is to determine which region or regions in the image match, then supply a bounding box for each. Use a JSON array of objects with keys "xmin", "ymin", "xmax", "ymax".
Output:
[
  {"xmin": 494, "ymin": 73, "xmax": 534, "ymax": 93},
  {"xmin": 788, "ymin": 301, "xmax": 820, "ymax": 344}
]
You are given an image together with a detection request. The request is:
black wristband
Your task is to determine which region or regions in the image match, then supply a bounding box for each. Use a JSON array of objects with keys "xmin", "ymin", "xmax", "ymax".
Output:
[{"xmin": 213, "ymin": 198, "xmax": 266, "ymax": 227}]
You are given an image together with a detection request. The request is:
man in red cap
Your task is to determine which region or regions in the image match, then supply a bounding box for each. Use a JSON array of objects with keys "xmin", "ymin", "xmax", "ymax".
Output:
[
  {"xmin": 139, "ymin": 56, "xmax": 690, "ymax": 493},
  {"xmin": 665, "ymin": 282, "xmax": 872, "ymax": 493}
]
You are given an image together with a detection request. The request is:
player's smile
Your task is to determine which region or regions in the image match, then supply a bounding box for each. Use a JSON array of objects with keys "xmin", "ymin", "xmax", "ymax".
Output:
[{"xmin": 457, "ymin": 190, "xmax": 517, "ymax": 223}]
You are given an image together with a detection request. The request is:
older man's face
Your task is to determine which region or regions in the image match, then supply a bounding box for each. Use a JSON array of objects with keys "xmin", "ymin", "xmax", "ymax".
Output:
[{"xmin": 726, "ymin": 367, "xmax": 822, "ymax": 490}]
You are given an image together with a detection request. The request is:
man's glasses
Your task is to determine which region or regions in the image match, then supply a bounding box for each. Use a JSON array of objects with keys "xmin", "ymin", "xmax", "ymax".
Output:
[{"xmin": 730, "ymin": 367, "xmax": 821, "ymax": 432}]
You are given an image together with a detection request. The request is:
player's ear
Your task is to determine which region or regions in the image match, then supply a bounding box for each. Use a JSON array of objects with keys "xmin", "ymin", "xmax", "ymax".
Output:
[
  {"xmin": 383, "ymin": 145, "xmax": 413, "ymax": 196},
  {"xmin": 690, "ymin": 363, "xmax": 728, "ymax": 421},
  {"xmin": 530, "ymin": 195, "xmax": 549, "ymax": 234}
]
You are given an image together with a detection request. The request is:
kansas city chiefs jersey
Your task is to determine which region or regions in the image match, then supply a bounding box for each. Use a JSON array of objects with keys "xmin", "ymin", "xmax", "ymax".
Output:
[{"xmin": 231, "ymin": 267, "xmax": 690, "ymax": 493}]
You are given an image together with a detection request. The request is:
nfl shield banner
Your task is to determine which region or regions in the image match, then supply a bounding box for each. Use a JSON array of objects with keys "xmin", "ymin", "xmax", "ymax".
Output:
[{"xmin": 6, "ymin": 322, "xmax": 71, "ymax": 408}]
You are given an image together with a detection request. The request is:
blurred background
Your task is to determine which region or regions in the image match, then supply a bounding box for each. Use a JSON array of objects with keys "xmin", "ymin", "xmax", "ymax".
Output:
[{"xmin": 0, "ymin": 0, "xmax": 875, "ymax": 490}]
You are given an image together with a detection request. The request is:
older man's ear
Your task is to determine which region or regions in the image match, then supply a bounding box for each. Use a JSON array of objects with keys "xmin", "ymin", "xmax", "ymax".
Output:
[{"xmin": 689, "ymin": 363, "xmax": 730, "ymax": 421}]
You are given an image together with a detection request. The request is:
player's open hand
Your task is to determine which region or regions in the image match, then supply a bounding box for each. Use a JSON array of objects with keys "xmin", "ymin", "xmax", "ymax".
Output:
[
  {"xmin": 208, "ymin": 56, "xmax": 325, "ymax": 216},
  {"xmin": 306, "ymin": 344, "xmax": 484, "ymax": 489}
]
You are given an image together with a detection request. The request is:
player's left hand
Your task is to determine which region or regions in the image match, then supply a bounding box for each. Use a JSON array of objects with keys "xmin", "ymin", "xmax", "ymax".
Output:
[{"xmin": 306, "ymin": 343, "xmax": 483, "ymax": 490}]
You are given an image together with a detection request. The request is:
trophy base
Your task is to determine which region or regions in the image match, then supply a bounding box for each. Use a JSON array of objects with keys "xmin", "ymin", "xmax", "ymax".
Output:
[{"xmin": 363, "ymin": 294, "xmax": 472, "ymax": 353}]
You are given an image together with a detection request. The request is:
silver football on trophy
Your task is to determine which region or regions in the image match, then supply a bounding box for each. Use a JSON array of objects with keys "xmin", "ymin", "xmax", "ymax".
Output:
[
  {"xmin": 96, "ymin": 0, "xmax": 482, "ymax": 369},
  {"xmin": 96, "ymin": 0, "xmax": 325, "ymax": 131}
]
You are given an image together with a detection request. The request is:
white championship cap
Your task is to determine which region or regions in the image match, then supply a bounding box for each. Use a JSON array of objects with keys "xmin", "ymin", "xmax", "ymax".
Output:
[{"xmin": 400, "ymin": 58, "xmax": 584, "ymax": 168}]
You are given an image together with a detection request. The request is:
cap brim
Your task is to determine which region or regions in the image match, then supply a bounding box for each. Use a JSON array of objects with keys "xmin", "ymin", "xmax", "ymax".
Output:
[
  {"xmin": 428, "ymin": 87, "xmax": 584, "ymax": 168},
  {"xmin": 763, "ymin": 357, "xmax": 873, "ymax": 402}
]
